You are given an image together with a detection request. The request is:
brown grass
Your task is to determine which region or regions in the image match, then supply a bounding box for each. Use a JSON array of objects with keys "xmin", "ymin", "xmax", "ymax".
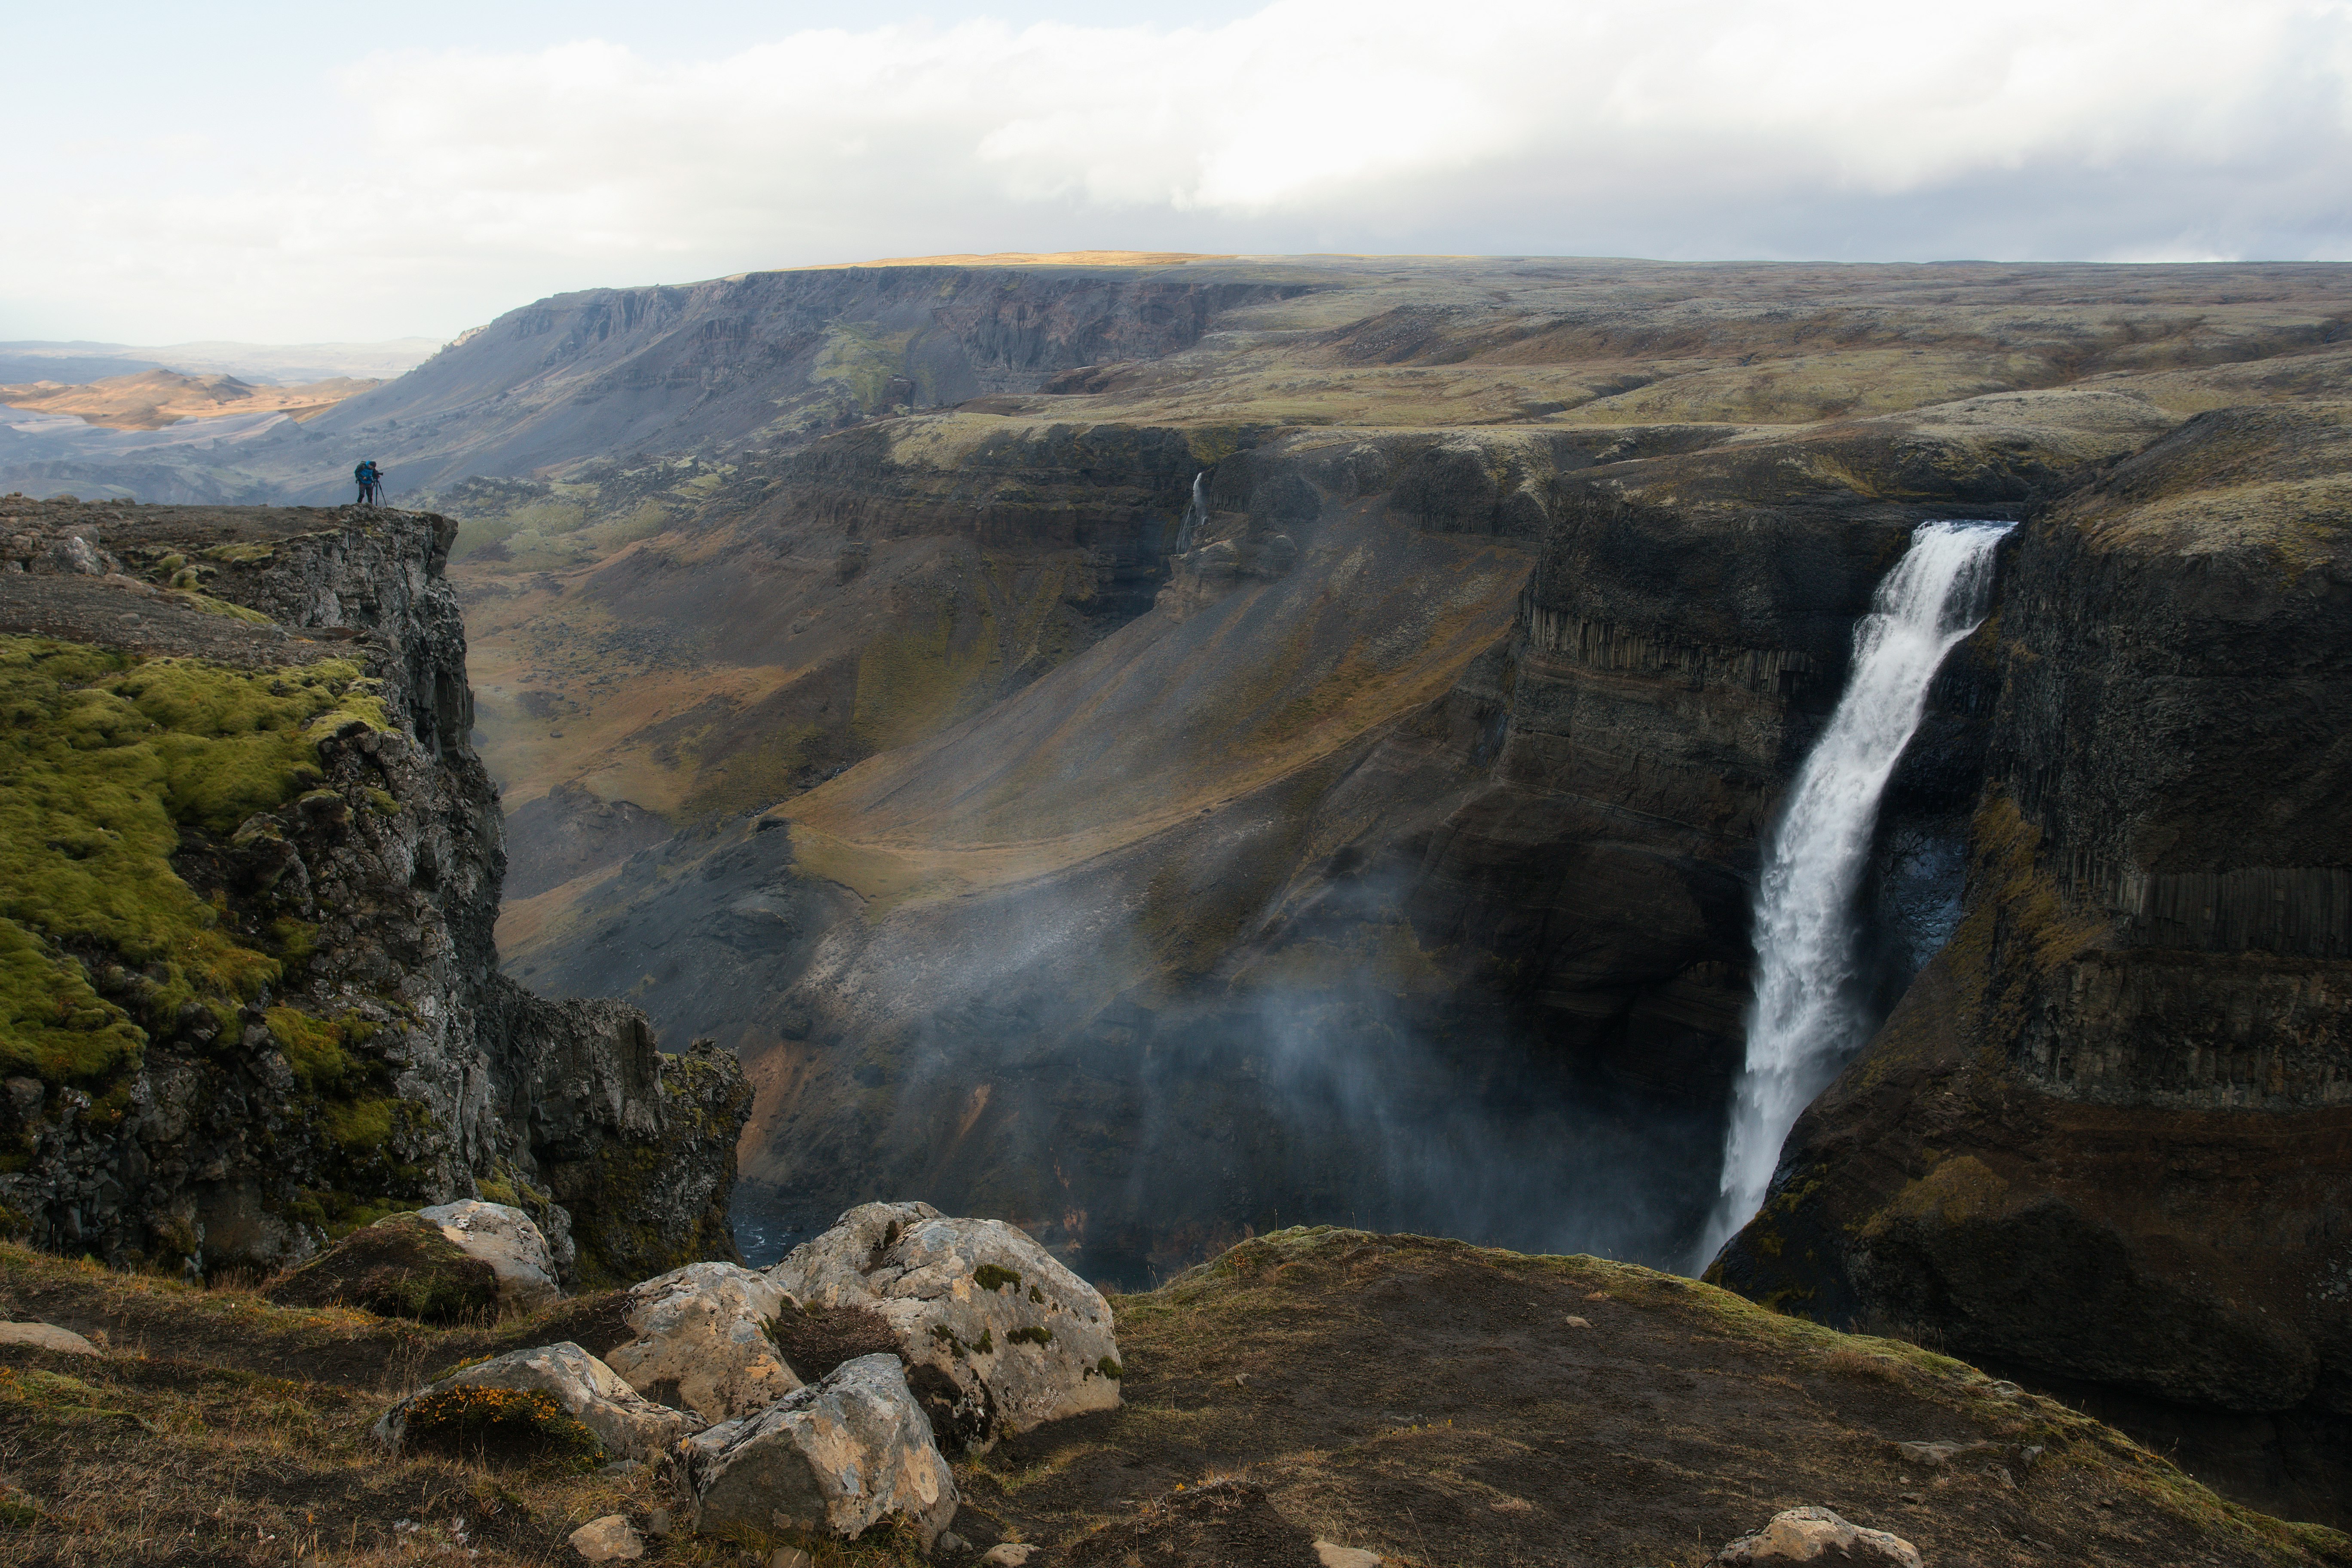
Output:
[{"xmin": 2, "ymin": 1233, "xmax": 2344, "ymax": 1567}]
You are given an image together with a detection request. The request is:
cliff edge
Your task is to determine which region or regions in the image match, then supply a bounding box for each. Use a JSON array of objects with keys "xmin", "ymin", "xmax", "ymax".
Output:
[{"xmin": 0, "ymin": 495, "xmax": 747, "ymax": 1285}]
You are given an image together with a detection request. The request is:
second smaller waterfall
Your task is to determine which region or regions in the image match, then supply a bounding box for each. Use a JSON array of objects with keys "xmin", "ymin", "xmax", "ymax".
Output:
[
  {"xmin": 1172, "ymin": 471, "xmax": 1207, "ymax": 555},
  {"xmin": 1696, "ymin": 520, "xmax": 2012, "ymax": 1268}
]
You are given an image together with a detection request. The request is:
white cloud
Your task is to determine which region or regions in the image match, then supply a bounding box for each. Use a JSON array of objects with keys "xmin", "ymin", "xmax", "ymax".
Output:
[{"xmin": 8, "ymin": 0, "xmax": 2350, "ymax": 340}]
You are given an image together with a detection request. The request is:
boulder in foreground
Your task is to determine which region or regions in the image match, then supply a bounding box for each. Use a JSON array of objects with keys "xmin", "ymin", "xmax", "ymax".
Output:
[
  {"xmin": 418, "ymin": 1200, "xmax": 564, "ymax": 1309},
  {"xmin": 768, "ymin": 1200, "xmax": 1120, "ymax": 1448},
  {"xmin": 602, "ymin": 1260, "xmax": 800, "ymax": 1422},
  {"xmin": 680, "ymin": 1352, "xmax": 956, "ymax": 1546},
  {"xmin": 374, "ymin": 1341, "xmax": 702, "ymax": 1463},
  {"xmin": 263, "ymin": 1212, "xmax": 499, "ymax": 1322}
]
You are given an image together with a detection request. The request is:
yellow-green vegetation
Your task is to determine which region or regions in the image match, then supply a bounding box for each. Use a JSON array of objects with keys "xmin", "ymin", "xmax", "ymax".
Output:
[
  {"xmin": 811, "ymin": 321, "xmax": 921, "ymax": 409},
  {"xmin": 0, "ymin": 637, "xmax": 384, "ymax": 1101},
  {"xmin": 398, "ymin": 1384, "xmax": 602, "ymax": 1469},
  {"xmin": 170, "ymin": 588, "xmax": 277, "ymax": 626},
  {"xmin": 849, "ymin": 556, "xmax": 1088, "ymax": 751}
]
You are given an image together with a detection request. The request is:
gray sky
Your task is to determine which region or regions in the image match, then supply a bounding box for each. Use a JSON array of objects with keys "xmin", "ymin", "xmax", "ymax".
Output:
[{"xmin": 5, "ymin": 0, "xmax": 2348, "ymax": 344}]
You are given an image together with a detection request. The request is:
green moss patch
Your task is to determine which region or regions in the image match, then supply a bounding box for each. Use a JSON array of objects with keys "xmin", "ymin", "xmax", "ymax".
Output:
[
  {"xmin": 0, "ymin": 636, "xmax": 385, "ymax": 1093},
  {"xmin": 263, "ymin": 1213, "xmax": 501, "ymax": 1323}
]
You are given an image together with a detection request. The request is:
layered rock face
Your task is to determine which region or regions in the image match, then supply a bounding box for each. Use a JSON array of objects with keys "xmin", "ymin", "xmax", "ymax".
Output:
[
  {"xmin": 0, "ymin": 498, "xmax": 747, "ymax": 1282},
  {"xmin": 1712, "ymin": 403, "xmax": 2352, "ymax": 1523}
]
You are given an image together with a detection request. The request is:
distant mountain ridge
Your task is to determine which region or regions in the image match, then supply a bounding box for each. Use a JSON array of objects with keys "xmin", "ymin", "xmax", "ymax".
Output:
[
  {"xmin": 0, "ymin": 337, "xmax": 441, "ymax": 386},
  {"xmin": 0, "ymin": 261, "xmax": 1322, "ymax": 505}
]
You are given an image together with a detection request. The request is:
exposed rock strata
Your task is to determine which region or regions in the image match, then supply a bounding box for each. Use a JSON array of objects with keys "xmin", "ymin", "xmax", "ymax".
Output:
[{"xmin": 0, "ymin": 499, "xmax": 748, "ymax": 1282}]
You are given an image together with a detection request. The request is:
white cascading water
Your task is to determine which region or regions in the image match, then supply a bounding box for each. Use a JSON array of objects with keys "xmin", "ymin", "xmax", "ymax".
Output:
[
  {"xmin": 1695, "ymin": 520, "xmax": 2013, "ymax": 1268},
  {"xmin": 1173, "ymin": 471, "xmax": 1207, "ymax": 554}
]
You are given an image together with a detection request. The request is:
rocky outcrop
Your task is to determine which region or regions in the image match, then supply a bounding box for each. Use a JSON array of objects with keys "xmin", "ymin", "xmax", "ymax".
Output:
[
  {"xmin": 603, "ymin": 1260, "xmax": 799, "ymax": 1422},
  {"xmin": 375, "ymin": 1340, "xmax": 704, "ymax": 1461},
  {"xmin": 416, "ymin": 1199, "xmax": 561, "ymax": 1309},
  {"xmin": 1712, "ymin": 403, "xmax": 2352, "ymax": 1525},
  {"xmin": 769, "ymin": 1202, "xmax": 1122, "ymax": 1448},
  {"xmin": 0, "ymin": 498, "xmax": 749, "ymax": 1283},
  {"xmin": 679, "ymin": 1351, "xmax": 958, "ymax": 1546}
]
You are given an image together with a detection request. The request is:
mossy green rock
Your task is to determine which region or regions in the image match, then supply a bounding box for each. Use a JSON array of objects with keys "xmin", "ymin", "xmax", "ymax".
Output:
[{"xmin": 263, "ymin": 1212, "xmax": 499, "ymax": 1322}]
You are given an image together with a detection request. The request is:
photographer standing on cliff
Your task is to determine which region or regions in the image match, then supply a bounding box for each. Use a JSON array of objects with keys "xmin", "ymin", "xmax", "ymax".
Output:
[{"xmin": 352, "ymin": 459, "xmax": 383, "ymax": 505}]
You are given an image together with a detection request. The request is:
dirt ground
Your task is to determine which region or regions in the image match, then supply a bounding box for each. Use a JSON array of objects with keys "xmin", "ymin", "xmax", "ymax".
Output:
[{"xmin": 1, "ymin": 1229, "xmax": 2345, "ymax": 1567}]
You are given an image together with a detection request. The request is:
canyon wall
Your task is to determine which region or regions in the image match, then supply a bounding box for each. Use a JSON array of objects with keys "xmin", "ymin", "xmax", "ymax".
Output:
[
  {"xmin": 1712, "ymin": 402, "xmax": 2352, "ymax": 1522},
  {"xmin": 503, "ymin": 389, "xmax": 2163, "ymax": 1282}
]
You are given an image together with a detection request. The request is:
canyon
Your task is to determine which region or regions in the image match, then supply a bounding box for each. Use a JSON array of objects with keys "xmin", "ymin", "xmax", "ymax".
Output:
[{"xmin": 4, "ymin": 252, "xmax": 2349, "ymax": 1534}]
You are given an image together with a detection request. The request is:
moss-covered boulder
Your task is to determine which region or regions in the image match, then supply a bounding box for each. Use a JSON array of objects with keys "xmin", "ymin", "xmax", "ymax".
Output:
[{"xmin": 263, "ymin": 1212, "xmax": 498, "ymax": 1322}]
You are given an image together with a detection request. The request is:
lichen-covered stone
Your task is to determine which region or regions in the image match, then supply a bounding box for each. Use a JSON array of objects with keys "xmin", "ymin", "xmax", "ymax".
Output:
[
  {"xmin": 680, "ymin": 1352, "xmax": 956, "ymax": 1546},
  {"xmin": 417, "ymin": 1199, "xmax": 561, "ymax": 1309},
  {"xmin": 603, "ymin": 1260, "xmax": 799, "ymax": 1421},
  {"xmin": 769, "ymin": 1201, "xmax": 1120, "ymax": 1449},
  {"xmin": 375, "ymin": 1340, "xmax": 702, "ymax": 1461}
]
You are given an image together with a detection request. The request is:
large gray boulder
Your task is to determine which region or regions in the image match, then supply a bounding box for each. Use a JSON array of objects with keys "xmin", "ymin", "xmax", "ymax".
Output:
[
  {"xmin": 767, "ymin": 1201, "xmax": 1121, "ymax": 1449},
  {"xmin": 374, "ymin": 1341, "xmax": 703, "ymax": 1462},
  {"xmin": 680, "ymin": 1352, "xmax": 956, "ymax": 1546},
  {"xmin": 417, "ymin": 1200, "xmax": 562, "ymax": 1310},
  {"xmin": 603, "ymin": 1261, "xmax": 801, "ymax": 1421}
]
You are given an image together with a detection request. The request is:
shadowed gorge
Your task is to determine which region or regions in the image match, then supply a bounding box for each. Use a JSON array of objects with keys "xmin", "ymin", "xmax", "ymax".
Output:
[
  {"xmin": 432, "ymin": 256, "xmax": 2352, "ymax": 1528},
  {"xmin": 8, "ymin": 254, "xmax": 2352, "ymax": 1551}
]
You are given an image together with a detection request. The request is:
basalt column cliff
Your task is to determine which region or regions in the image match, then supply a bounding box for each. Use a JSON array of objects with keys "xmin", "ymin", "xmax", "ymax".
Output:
[{"xmin": 0, "ymin": 497, "xmax": 747, "ymax": 1284}]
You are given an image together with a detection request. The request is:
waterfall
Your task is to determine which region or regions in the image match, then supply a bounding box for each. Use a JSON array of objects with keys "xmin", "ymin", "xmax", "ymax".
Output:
[
  {"xmin": 1172, "ymin": 471, "xmax": 1207, "ymax": 554},
  {"xmin": 1696, "ymin": 520, "xmax": 2012, "ymax": 1268}
]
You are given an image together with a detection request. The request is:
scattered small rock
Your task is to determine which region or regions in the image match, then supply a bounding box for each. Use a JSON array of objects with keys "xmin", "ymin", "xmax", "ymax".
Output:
[
  {"xmin": 768, "ymin": 1550, "xmax": 814, "ymax": 1568},
  {"xmin": 0, "ymin": 1323, "xmax": 100, "ymax": 1355},
  {"xmin": 1716, "ymin": 1507, "xmax": 1920, "ymax": 1567},
  {"xmin": 1896, "ymin": 1438, "xmax": 1999, "ymax": 1467},
  {"xmin": 1315, "ymin": 1543, "xmax": 1382, "ymax": 1568},
  {"xmin": 566, "ymin": 1514, "xmax": 643, "ymax": 1562},
  {"xmin": 937, "ymin": 1531, "xmax": 968, "ymax": 1553},
  {"xmin": 1564, "ymin": 1315, "xmax": 1592, "ymax": 1329},
  {"xmin": 982, "ymin": 1547, "xmax": 1035, "ymax": 1566},
  {"xmin": 645, "ymin": 1508, "xmax": 670, "ymax": 1537}
]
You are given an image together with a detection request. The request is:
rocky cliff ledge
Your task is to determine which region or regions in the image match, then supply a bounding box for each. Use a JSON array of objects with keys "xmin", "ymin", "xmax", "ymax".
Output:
[
  {"xmin": 0, "ymin": 496, "xmax": 747, "ymax": 1284},
  {"xmin": 1713, "ymin": 402, "xmax": 2352, "ymax": 1525}
]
